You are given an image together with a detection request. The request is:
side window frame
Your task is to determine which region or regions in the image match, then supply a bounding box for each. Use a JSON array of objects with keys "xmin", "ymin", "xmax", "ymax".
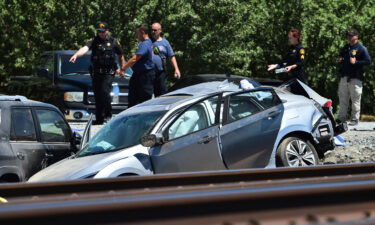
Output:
[
  {"xmin": 223, "ymin": 88, "xmax": 281, "ymax": 124},
  {"xmin": 163, "ymin": 94, "xmax": 222, "ymax": 141},
  {"xmin": 32, "ymin": 107, "xmax": 72, "ymax": 143},
  {"xmin": 10, "ymin": 107, "xmax": 38, "ymax": 142},
  {"xmin": 37, "ymin": 54, "xmax": 54, "ymax": 78}
]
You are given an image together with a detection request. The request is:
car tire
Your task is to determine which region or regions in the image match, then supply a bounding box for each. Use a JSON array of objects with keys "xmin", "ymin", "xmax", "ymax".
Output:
[{"xmin": 276, "ymin": 136, "xmax": 319, "ymax": 167}]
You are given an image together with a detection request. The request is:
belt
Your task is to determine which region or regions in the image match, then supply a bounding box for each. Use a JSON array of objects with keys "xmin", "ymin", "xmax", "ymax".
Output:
[{"xmin": 93, "ymin": 68, "xmax": 114, "ymax": 74}]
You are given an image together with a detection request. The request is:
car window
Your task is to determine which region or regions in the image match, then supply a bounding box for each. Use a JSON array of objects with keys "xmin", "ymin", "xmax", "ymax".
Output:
[
  {"xmin": 38, "ymin": 55, "xmax": 54, "ymax": 76},
  {"xmin": 251, "ymin": 90, "xmax": 281, "ymax": 109},
  {"xmin": 10, "ymin": 108, "xmax": 37, "ymax": 141},
  {"xmin": 168, "ymin": 96, "xmax": 218, "ymax": 140},
  {"xmin": 227, "ymin": 93, "xmax": 261, "ymax": 122},
  {"xmin": 77, "ymin": 110, "xmax": 166, "ymax": 157},
  {"xmin": 35, "ymin": 109, "xmax": 70, "ymax": 142},
  {"xmin": 60, "ymin": 55, "xmax": 91, "ymax": 75},
  {"xmin": 227, "ymin": 90, "xmax": 280, "ymax": 123}
]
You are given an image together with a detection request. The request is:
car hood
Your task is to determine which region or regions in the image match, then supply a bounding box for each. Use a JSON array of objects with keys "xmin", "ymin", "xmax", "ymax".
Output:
[
  {"xmin": 59, "ymin": 74, "xmax": 129, "ymax": 91},
  {"xmin": 28, "ymin": 144, "xmax": 147, "ymax": 182}
]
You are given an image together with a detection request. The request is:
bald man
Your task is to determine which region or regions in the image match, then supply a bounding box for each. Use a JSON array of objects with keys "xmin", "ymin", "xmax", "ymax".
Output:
[{"xmin": 151, "ymin": 22, "xmax": 181, "ymax": 96}]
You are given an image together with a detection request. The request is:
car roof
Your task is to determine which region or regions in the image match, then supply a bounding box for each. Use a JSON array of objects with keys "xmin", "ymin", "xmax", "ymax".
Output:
[
  {"xmin": 0, "ymin": 95, "xmax": 59, "ymax": 108},
  {"xmin": 124, "ymin": 81, "xmax": 244, "ymax": 114}
]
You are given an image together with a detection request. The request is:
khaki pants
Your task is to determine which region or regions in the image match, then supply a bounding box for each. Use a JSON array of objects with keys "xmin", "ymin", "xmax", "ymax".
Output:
[{"xmin": 338, "ymin": 77, "xmax": 363, "ymax": 121}]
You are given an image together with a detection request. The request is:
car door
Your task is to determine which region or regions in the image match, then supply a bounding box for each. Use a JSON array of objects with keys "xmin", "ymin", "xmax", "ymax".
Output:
[
  {"xmin": 33, "ymin": 108, "xmax": 73, "ymax": 165},
  {"xmin": 9, "ymin": 108, "xmax": 46, "ymax": 180},
  {"xmin": 220, "ymin": 89, "xmax": 283, "ymax": 169},
  {"xmin": 150, "ymin": 95, "xmax": 227, "ymax": 173}
]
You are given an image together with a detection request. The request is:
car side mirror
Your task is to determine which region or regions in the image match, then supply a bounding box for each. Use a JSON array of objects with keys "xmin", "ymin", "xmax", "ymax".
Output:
[
  {"xmin": 72, "ymin": 131, "xmax": 82, "ymax": 152},
  {"xmin": 140, "ymin": 133, "xmax": 164, "ymax": 147},
  {"xmin": 37, "ymin": 68, "xmax": 50, "ymax": 78}
]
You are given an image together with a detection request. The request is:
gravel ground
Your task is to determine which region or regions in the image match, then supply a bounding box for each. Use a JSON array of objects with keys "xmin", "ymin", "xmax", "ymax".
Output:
[
  {"xmin": 69, "ymin": 121, "xmax": 375, "ymax": 165},
  {"xmin": 323, "ymin": 122, "xmax": 375, "ymax": 164}
]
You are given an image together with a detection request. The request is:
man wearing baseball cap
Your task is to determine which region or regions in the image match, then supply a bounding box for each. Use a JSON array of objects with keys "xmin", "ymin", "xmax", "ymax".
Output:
[
  {"xmin": 70, "ymin": 22, "xmax": 125, "ymax": 125},
  {"xmin": 337, "ymin": 28, "xmax": 371, "ymax": 126}
]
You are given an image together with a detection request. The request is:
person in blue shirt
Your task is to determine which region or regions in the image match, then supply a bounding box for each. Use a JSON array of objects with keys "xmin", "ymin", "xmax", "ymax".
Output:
[
  {"xmin": 122, "ymin": 24, "xmax": 155, "ymax": 107},
  {"xmin": 337, "ymin": 29, "xmax": 371, "ymax": 126},
  {"xmin": 151, "ymin": 22, "xmax": 181, "ymax": 96}
]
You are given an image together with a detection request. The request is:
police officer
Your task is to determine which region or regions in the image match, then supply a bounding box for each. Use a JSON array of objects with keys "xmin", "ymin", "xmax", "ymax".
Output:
[
  {"xmin": 70, "ymin": 22, "xmax": 125, "ymax": 125},
  {"xmin": 151, "ymin": 22, "xmax": 181, "ymax": 96},
  {"xmin": 267, "ymin": 29, "xmax": 306, "ymax": 83},
  {"xmin": 121, "ymin": 24, "xmax": 155, "ymax": 107},
  {"xmin": 337, "ymin": 29, "xmax": 371, "ymax": 126}
]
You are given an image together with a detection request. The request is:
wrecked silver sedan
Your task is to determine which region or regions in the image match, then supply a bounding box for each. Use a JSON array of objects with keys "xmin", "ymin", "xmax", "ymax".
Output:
[{"xmin": 29, "ymin": 79, "xmax": 345, "ymax": 182}]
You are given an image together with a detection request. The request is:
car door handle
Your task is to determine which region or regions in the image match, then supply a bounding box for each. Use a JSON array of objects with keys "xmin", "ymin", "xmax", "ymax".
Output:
[
  {"xmin": 16, "ymin": 152, "xmax": 25, "ymax": 160},
  {"xmin": 266, "ymin": 110, "xmax": 282, "ymax": 120},
  {"xmin": 198, "ymin": 135, "xmax": 216, "ymax": 144}
]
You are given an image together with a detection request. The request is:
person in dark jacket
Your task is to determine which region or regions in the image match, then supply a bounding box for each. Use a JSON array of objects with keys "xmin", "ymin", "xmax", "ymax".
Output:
[
  {"xmin": 70, "ymin": 22, "xmax": 125, "ymax": 125},
  {"xmin": 337, "ymin": 29, "xmax": 371, "ymax": 126},
  {"xmin": 267, "ymin": 28, "xmax": 306, "ymax": 83}
]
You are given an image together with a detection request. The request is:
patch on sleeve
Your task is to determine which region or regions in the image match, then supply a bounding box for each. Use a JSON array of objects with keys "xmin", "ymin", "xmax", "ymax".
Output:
[
  {"xmin": 299, "ymin": 48, "xmax": 305, "ymax": 55},
  {"xmin": 352, "ymin": 49, "xmax": 357, "ymax": 56},
  {"xmin": 301, "ymin": 55, "xmax": 305, "ymax": 60}
]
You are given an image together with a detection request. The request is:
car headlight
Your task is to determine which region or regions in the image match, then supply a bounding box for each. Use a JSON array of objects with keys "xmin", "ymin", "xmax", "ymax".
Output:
[{"xmin": 64, "ymin": 92, "xmax": 84, "ymax": 102}]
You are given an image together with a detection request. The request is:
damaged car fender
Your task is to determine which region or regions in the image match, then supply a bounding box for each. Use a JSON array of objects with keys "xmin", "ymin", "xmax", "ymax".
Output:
[{"xmin": 94, "ymin": 154, "xmax": 153, "ymax": 178}]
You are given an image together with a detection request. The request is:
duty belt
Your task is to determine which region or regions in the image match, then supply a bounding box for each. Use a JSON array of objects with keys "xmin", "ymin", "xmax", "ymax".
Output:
[{"xmin": 93, "ymin": 68, "xmax": 114, "ymax": 74}]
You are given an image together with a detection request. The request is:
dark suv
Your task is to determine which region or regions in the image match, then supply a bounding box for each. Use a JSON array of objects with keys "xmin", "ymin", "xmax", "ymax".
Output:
[{"xmin": 0, "ymin": 95, "xmax": 80, "ymax": 182}]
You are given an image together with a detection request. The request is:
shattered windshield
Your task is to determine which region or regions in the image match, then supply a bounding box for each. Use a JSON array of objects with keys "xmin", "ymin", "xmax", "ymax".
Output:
[
  {"xmin": 76, "ymin": 110, "xmax": 166, "ymax": 157},
  {"xmin": 60, "ymin": 55, "xmax": 91, "ymax": 75}
]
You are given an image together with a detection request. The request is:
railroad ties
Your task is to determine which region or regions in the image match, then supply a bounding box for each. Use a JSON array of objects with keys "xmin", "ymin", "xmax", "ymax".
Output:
[{"xmin": 0, "ymin": 163, "xmax": 375, "ymax": 224}]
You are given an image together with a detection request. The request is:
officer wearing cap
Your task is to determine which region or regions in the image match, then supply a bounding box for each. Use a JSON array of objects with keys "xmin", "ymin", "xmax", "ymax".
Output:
[
  {"xmin": 267, "ymin": 29, "xmax": 306, "ymax": 83},
  {"xmin": 337, "ymin": 28, "xmax": 371, "ymax": 126},
  {"xmin": 70, "ymin": 22, "xmax": 125, "ymax": 125},
  {"xmin": 121, "ymin": 24, "xmax": 155, "ymax": 107}
]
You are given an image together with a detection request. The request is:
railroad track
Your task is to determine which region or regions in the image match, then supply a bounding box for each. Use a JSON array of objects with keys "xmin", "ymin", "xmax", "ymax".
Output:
[{"xmin": 0, "ymin": 163, "xmax": 375, "ymax": 224}]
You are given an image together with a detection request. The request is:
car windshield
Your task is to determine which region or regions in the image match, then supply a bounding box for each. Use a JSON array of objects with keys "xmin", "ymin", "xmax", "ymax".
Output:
[
  {"xmin": 76, "ymin": 110, "xmax": 167, "ymax": 157},
  {"xmin": 60, "ymin": 55, "xmax": 91, "ymax": 75}
]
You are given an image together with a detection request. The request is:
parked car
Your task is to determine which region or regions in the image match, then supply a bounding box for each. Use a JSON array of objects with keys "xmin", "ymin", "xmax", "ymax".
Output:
[
  {"xmin": 29, "ymin": 79, "xmax": 346, "ymax": 182},
  {"xmin": 11, "ymin": 50, "xmax": 132, "ymax": 121},
  {"xmin": 0, "ymin": 95, "xmax": 81, "ymax": 182}
]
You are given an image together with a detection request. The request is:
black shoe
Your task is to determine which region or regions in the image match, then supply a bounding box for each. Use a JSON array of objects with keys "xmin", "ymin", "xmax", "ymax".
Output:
[{"xmin": 92, "ymin": 120, "xmax": 103, "ymax": 125}]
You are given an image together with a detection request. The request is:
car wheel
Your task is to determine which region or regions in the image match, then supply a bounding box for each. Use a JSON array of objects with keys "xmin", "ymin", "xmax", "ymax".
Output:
[{"xmin": 277, "ymin": 136, "xmax": 319, "ymax": 167}]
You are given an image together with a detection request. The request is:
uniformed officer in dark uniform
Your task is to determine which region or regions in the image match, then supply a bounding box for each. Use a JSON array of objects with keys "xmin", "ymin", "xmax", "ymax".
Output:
[
  {"xmin": 70, "ymin": 22, "xmax": 125, "ymax": 125},
  {"xmin": 337, "ymin": 29, "xmax": 371, "ymax": 125},
  {"xmin": 268, "ymin": 28, "xmax": 306, "ymax": 83},
  {"xmin": 121, "ymin": 24, "xmax": 155, "ymax": 107}
]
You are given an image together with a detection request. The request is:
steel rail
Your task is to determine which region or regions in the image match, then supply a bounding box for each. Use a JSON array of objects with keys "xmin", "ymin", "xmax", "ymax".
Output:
[
  {"xmin": 4, "ymin": 173, "xmax": 375, "ymax": 204},
  {"xmin": 1, "ymin": 175, "xmax": 375, "ymax": 224},
  {"xmin": 0, "ymin": 163, "xmax": 374, "ymax": 199}
]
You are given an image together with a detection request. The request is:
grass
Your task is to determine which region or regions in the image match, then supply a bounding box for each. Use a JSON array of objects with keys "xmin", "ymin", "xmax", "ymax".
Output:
[{"xmin": 360, "ymin": 114, "xmax": 375, "ymax": 122}]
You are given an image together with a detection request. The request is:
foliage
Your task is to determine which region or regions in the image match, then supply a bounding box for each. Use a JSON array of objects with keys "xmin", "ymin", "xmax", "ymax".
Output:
[{"xmin": 0, "ymin": 0, "xmax": 374, "ymax": 113}]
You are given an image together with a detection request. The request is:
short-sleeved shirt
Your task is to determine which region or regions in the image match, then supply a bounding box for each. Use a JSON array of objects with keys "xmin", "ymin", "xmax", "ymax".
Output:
[
  {"xmin": 132, "ymin": 38, "xmax": 154, "ymax": 72},
  {"xmin": 152, "ymin": 38, "xmax": 175, "ymax": 71},
  {"xmin": 85, "ymin": 36, "xmax": 123, "ymax": 69},
  {"xmin": 278, "ymin": 44, "xmax": 306, "ymax": 82},
  {"xmin": 85, "ymin": 36, "xmax": 123, "ymax": 55}
]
